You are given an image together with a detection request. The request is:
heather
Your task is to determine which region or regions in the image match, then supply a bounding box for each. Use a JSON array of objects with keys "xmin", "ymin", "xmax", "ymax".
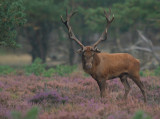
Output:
[{"xmin": 0, "ymin": 70, "xmax": 160, "ymax": 119}]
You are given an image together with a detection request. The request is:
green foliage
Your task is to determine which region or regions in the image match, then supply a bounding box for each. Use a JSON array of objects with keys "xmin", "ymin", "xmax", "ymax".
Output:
[
  {"xmin": 132, "ymin": 110, "xmax": 151, "ymax": 119},
  {"xmin": 112, "ymin": 0, "xmax": 160, "ymax": 32},
  {"xmin": 140, "ymin": 71, "xmax": 144, "ymax": 77},
  {"xmin": 140, "ymin": 66, "xmax": 160, "ymax": 77},
  {"xmin": 83, "ymin": 7, "xmax": 105, "ymax": 32},
  {"xmin": 24, "ymin": 107, "xmax": 39, "ymax": 119},
  {"xmin": 140, "ymin": 70, "xmax": 155, "ymax": 77},
  {"xmin": 0, "ymin": 65, "xmax": 15, "ymax": 75},
  {"xmin": 25, "ymin": 58, "xmax": 46, "ymax": 76},
  {"xmin": 11, "ymin": 111, "xmax": 22, "ymax": 119},
  {"xmin": 11, "ymin": 106, "xmax": 39, "ymax": 119},
  {"xmin": 78, "ymin": 0, "xmax": 160, "ymax": 34},
  {"xmin": 25, "ymin": 58, "xmax": 76, "ymax": 76},
  {"xmin": 55, "ymin": 65, "xmax": 77, "ymax": 76},
  {"xmin": 0, "ymin": 0, "xmax": 26, "ymax": 47},
  {"xmin": 154, "ymin": 66, "xmax": 160, "ymax": 76},
  {"xmin": 24, "ymin": 0, "xmax": 68, "ymax": 24},
  {"xmin": 42, "ymin": 65, "xmax": 77, "ymax": 77},
  {"xmin": 0, "ymin": 88, "xmax": 3, "ymax": 92},
  {"xmin": 42, "ymin": 68, "xmax": 56, "ymax": 77}
]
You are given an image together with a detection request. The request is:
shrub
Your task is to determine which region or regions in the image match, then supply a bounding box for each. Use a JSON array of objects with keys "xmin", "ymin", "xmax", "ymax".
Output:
[
  {"xmin": 140, "ymin": 66, "xmax": 160, "ymax": 77},
  {"xmin": 132, "ymin": 110, "xmax": 151, "ymax": 119},
  {"xmin": 25, "ymin": 58, "xmax": 76, "ymax": 76},
  {"xmin": 0, "ymin": 65, "xmax": 15, "ymax": 75},
  {"xmin": 140, "ymin": 71, "xmax": 144, "ymax": 77},
  {"xmin": 42, "ymin": 68, "xmax": 56, "ymax": 77},
  {"xmin": 29, "ymin": 91, "xmax": 68, "ymax": 104},
  {"xmin": 11, "ymin": 106, "xmax": 39, "ymax": 119},
  {"xmin": 25, "ymin": 58, "xmax": 46, "ymax": 76},
  {"xmin": 55, "ymin": 65, "xmax": 77, "ymax": 76},
  {"xmin": 154, "ymin": 66, "xmax": 160, "ymax": 76},
  {"xmin": 140, "ymin": 70, "xmax": 155, "ymax": 77}
]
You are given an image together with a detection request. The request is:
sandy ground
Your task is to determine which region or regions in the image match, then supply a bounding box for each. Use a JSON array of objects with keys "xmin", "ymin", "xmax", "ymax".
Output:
[
  {"xmin": 0, "ymin": 54, "xmax": 32, "ymax": 66},
  {"xmin": 0, "ymin": 54, "xmax": 64, "ymax": 67}
]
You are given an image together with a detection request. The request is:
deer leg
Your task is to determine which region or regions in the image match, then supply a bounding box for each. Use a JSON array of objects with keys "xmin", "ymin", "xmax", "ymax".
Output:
[
  {"xmin": 130, "ymin": 75, "xmax": 147, "ymax": 103},
  {"xmin": 120, "ymin": 75, "xmax": 131, "ymax": 100},
  {"xmin": 96, "ymin": 79, "xmax": 106, "ymax": 98}
]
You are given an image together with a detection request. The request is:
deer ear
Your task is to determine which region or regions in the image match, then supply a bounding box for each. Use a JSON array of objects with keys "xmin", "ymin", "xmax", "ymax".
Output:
[
  {"xmin": 76, "ymin": 49, "xmax": 83, "ymax": 54},
  {"xmin": 94, "ymin": 48, "xmax": 101, "ymax": 53}
]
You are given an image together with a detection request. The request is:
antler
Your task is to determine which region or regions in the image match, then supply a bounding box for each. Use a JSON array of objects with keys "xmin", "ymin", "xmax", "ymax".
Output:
[
  {"xmin": 92, "ymin": 8, "xmax": 114, "ymax": 48},
  {"xmin": 61, "ymin": 9, "xmax": 84, "ymax": 49}
]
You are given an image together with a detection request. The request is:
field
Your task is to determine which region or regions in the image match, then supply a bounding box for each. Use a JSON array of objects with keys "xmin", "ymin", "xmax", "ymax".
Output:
[{"xmin": 0, "ymin": 70, "xmax": 160, "ymax": 119}]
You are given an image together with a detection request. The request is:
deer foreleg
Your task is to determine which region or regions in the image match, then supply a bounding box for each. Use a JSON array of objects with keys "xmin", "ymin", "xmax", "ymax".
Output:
[{"xmin": 96, "ymin": 79, "xmax": 106, "ymax": 98}]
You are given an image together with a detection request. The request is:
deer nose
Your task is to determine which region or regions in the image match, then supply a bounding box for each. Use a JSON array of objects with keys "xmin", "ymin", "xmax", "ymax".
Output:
[{"xmin": 86, "ymin": 63, "xmax": 92, "ymax": 69}]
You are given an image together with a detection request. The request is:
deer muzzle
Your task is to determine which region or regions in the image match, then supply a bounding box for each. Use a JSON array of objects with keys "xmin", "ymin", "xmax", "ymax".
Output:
[{"xmin": 86, "ymin": 63, "xmax": 92, "ymax": 69}]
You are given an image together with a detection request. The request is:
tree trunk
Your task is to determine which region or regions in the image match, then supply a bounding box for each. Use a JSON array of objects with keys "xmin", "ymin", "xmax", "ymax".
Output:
[
  {"xmin": 24, "ymin": 23, "xmax": 51, "ymax": 63},
  {"xmin": 69, "ymin": 39, "xmax": 74, "ymax": 65}
]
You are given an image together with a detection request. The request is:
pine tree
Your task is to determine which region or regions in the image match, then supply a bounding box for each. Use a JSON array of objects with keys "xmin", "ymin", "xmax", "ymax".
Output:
[{"xmin": 0, "ymin": 0, "xmax": 26, "ymax": 47}]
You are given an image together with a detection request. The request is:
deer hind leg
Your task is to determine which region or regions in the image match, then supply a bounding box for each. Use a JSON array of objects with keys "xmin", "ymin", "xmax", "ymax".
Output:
[
  {"xmin": 120, "ymin": 75, "xmax": 131, "ymax": 100},
  {"xmin": 96, "ymin": 79, "xmax": 106, "ymax": 98},
  {"xmin": 130, "ymin": 74, "xmax": 147, "ymax": 103}
]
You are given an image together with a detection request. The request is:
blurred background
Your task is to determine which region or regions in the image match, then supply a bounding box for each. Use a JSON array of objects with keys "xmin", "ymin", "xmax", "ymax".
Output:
[{"xmin": 0, "ymin": 0, "xmax": 160, "ymax": 70}]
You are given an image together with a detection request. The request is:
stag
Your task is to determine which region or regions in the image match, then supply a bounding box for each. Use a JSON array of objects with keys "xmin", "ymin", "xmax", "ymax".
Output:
[{"xmin": 61, "ymin": 9, "xmax": 147, "ymax": 102}]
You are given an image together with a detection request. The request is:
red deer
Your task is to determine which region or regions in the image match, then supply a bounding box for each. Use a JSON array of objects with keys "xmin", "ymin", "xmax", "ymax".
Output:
[{"xmin": 61, "ymin": 9, "xmax": 147, "ymax": 102}]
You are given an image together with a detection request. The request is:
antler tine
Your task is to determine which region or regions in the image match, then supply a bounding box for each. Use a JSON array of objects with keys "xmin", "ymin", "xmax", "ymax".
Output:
[
  {"xmin": 104, "ymin": 8, "xmax": 114, "ymax": 23},
  {"xmin": 104, "ymin": 8, "xmax": 110, "ymax": 18},
  {"xmin": 66, "ymin": 9, "xmax": 68, "ymax": 18},
  {"xmin": 93, "ymin": 8, "xmax": 114, "ymax": 48},
  {"xmin": 108, "ymin": 8, "xmax": 111, "ymax": 16},
  {"xmin": 61, "ymin": 9, "xmax": 84, "ymax": 49}
]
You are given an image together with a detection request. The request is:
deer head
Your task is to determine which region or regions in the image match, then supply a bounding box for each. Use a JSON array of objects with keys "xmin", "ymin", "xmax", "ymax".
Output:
[{"xmin": 61, "ymin": 9, "xmax": 114, "ymax": 69}]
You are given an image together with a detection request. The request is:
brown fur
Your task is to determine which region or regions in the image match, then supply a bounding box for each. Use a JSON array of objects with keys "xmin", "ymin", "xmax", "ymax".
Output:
[{"xmin": 82, "ymin": 46, "xmax": 147, "ymax": 102}]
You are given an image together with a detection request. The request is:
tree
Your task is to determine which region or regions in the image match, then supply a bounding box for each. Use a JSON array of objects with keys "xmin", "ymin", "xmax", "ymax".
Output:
[
  {"xmin": 0, "ymin": 0, "xmax": 26, "ymax": 47},
  {"xmin": 112, "ymin": 0, "xmax": 160, "ymax": 32},
  {"xmin": 22, "ymin": 0, "xmax": 68, "ymax": 62}
]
